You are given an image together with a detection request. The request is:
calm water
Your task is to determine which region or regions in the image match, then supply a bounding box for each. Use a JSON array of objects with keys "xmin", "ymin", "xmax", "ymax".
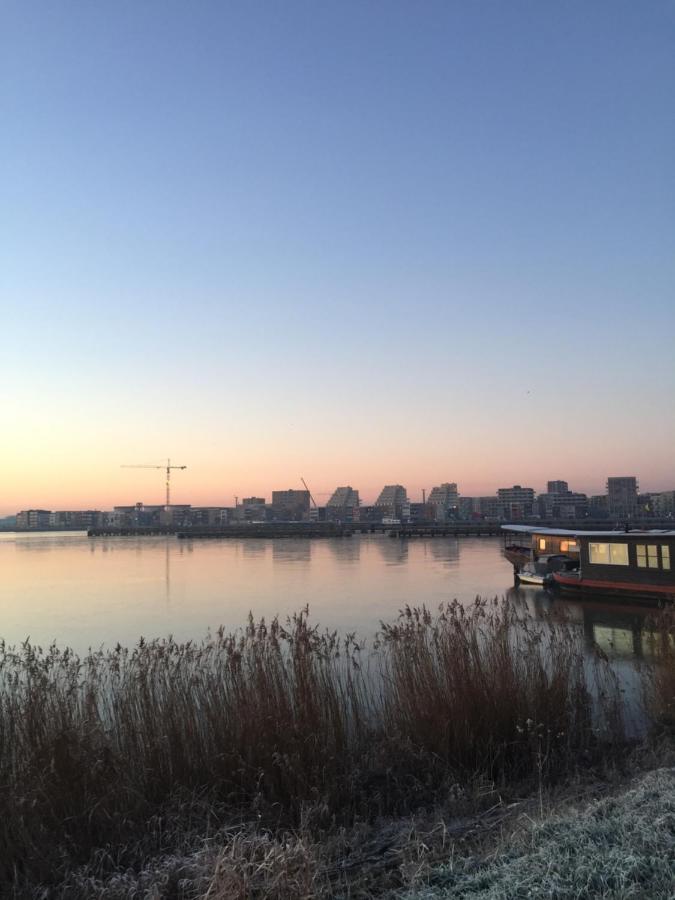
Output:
[{"xmin": 0, "ymin": 532, "xmax": 661, "ymax": 664}]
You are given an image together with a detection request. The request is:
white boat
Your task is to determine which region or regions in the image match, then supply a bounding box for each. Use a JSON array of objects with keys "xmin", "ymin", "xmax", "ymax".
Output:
[
  {"xmin": 515, "ymin": 554, "xmax": 565, "ymax": 587},
  {"xmin": 516, "ymin": 568, "xmax": 548, "ymax": 586}
]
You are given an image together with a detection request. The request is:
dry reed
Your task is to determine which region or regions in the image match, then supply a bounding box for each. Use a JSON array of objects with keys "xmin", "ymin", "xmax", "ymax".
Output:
[{"xmin": 0, "ymin": 598, "xmax": 643, "ymax": 895}]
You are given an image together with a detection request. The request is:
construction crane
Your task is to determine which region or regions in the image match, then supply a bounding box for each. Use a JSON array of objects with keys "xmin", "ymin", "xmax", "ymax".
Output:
[
  {"xmin": 121, "ymin": 458, "xmax": 187, "ymax": 509},
  {"xmin": 300, "ymin": 477, "xmax": 317, "ymax": 509}
]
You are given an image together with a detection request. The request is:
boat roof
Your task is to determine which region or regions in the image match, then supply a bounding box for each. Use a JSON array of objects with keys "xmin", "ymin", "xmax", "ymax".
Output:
[{"xmin": 502, "ymin": 524, "xmax": 675, "ymax": 538}]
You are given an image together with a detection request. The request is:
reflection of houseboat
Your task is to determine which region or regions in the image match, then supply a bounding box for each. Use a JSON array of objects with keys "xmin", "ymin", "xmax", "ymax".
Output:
[{"xmin": 502, "ymin": 525, "xmax": 675, "ymax": 604}]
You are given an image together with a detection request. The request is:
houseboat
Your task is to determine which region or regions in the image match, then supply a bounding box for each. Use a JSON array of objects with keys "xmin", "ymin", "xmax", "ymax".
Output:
[{"xmin": 502, "ymin": 525, "xmax": 675, "ymax": 603}]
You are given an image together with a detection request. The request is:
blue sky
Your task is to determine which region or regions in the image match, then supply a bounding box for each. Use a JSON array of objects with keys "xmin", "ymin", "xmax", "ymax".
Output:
[{"xmin": 1, "ymin": 1, "xmax": 674, "ymax": 510}]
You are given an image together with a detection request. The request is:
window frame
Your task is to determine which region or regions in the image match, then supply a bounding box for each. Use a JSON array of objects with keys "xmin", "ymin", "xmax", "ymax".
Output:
[
  {"xmin": 588, "ymin": 542, "xmax": 630, "ymax": 566},
  {"xmin": 661, "ymin": 545, "xmax": 670, "ymax": 571}
]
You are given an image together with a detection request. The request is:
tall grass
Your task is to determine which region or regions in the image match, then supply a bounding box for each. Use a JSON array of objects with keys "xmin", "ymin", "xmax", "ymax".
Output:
[
  {"xmin": 643, "ymin": 608, "xmax": 675, "ymax": 735},
  {"xmin": 0, "ymin": 598, "xmax": 636, "ymax": 893}
]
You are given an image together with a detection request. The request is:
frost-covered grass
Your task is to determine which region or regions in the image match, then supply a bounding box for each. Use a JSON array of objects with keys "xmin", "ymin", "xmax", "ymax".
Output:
[{"xmin": 403, "ymin": 768, "xmax": 675, "ymax": 900}]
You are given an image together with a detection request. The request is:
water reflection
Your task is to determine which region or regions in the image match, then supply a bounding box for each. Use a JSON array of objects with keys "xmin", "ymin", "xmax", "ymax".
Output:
[
  {"xmin": 428, "ymin": 538, "xmax": 460, "ymax": 567},
  {"xmin": 513, "ymin": 584, "xmax": 668, "ymax": 662},
  {"xmin": 272, "ymin": 539, "xmax": 311, "ymax": 565},
  {"xmin": 375, "ymin": 537, "xmax": 409, "ymax": 566},
  {"xmin": 241, "ymin": 541, "xmax": 267, "ymax": 560},
  {"xmin": 327, "ymin": 538, "xmax": 361, "ymax": 565}
]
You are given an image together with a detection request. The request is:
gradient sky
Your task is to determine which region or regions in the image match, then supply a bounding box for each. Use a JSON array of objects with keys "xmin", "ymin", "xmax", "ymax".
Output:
[{"xmin": 2, "ymin": 1, "xmax": 674, "ymax": 513}]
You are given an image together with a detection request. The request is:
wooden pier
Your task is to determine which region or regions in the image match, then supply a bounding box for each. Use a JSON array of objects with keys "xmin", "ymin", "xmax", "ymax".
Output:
[
  {"xmin": 176, "ymin": 523, "xmax": 353, "ymax": 539},
  {"xmin": 88, "ymin": 519, "xmax": 675, "ymax": 540},
  {"xmin": 386, "ymin": 523, "xmax": 503, "ymax": 538},
  {"xmin": 87, "ymin": 526, "xmax": 177, "ymax": 537}
]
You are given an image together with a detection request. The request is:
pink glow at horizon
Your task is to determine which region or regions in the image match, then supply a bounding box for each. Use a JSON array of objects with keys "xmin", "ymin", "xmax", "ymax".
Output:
[{"xmin": 2, "ymin": 438, "xmax": 673, "ymax": 515}]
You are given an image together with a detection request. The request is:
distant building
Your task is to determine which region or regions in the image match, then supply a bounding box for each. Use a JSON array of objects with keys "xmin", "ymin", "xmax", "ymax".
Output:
[
  {"xmin": 112, "ymin": 503, "xmax": 164, "ymax": 526},
  {"xmin": 458, "ymin": 496, "xmax": 500, "ymax": 520},
  {"xmin": 497, "ymin": 485, "xmax": 535, "ymax": 520},
  {"xmin": 589, "ymin": 495, "xmax": 609, "ymax": 519},
  {"xmin": 478, "ymin": 496, "xmax": 503, "ymax": 519},
  {"xmin": 353, "ymin": 505, "xmax": 380, "ymax": 524},
  {"xmin": 235, "ymin": 497, "xmax": 267, "ymax": 522},
  {"xmin": 458, "ymin": 497, "xmax": 479, "ymax": 519},
  {"xmin": 327, "ymin": 486, "xmax": 360, "ymax": 509},
  {"xmin": 16, "ymin": 509, "xmax": 51, "ymax": 530},
  {"xmin": 48, "ymin": 510, "xmax": 103, "ymax": 529},
  {"xmin": 159, "ymin": 505, "xmax": 192, "ymax": 527},
  {"xmin": 405, "ymin": 501, "xmax": 435, "ymax": 524},
  {"xmin": 374, "ymin": 485, "xmax": 408, "ymax": 521},
  {"xmin": 325, "ymin": 486, "xmax": 360, "ymax": 522},
  {"xmin": 607, "ymin": 476, "xmax": 639, "ymax": 519},
  {"xmin": 188, "ymin": 507, "xmax": 230, "ymax": 526},
  {"xmin": 538, "ymin": 485, "xmax": 588, "ymax": 520},
  {"xmin": 427, "ymin": 483, "xmax": 459, "ymax": 522},
  {"xmin": 271, "ymin": 489, "xmax": 310, "ymax": 521},
  {"xmin": 650, "ymin": 491, "xmax": 675, "ymax": 518}
]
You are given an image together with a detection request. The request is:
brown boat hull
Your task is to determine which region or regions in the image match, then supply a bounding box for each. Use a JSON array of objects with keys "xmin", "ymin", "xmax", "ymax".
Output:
[{"xmin": 553, "ymin": 572, "xmax": 675, "ymax": 604}]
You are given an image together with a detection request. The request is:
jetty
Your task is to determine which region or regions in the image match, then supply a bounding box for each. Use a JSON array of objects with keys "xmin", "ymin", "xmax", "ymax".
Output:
[
  {"xmin": 177, "ymin": 523, "xmax": 352, "ymax": 539},
  {"xmin": 87, "ymin": 526, "xmax": 177, "ymax": 537}
]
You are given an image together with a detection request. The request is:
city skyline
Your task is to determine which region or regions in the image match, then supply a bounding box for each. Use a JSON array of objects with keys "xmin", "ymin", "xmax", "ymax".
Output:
[
  {"xmin": 3, "ymin": 469, "xmax": 673, "ymax": 518},
  {"xmin": 3, "ymin": 2, "xmax": 674, "ymax": 516}
]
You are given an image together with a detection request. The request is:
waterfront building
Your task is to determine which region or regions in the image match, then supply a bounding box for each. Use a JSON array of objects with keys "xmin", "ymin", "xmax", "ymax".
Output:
[
  {"xmin": 271, "ymin": 489, "xmax": 310, "ymax": 521},
  {"xmin": 48, "ymin": 510, "xmax": 103, "ymax": 529},
  {"xmin": 547, "ymin": 480, "xmax": 569, "ymax": 494},
  {"xmin": 16, "ymin": 509, "xmax": 51, "ymax": 529},
  {"xmin": 326, "ymin": 486, "xmax": 359, "ymax": 509},
  {"xmin": 427, "ymin": 483, "xmax": 459, "ymax": 522},
  {"xmin": 325, "ymin": 486, "xmax": 360, "ymax": 522},
  {"xmin": 112, "ymin": 503, "xmax": 164, "ymax": 526},
  {"xmin": 497, "ymin": 485, "xmax": 535, "ymax": 520},
  {"xmin": 374, "ymin": 485, "xmax": 408, "ymax": 521},
  {"xmin": 188, "ymin": 507, "xmax": 230, "ymax": 526},
  {"xmin": 235, "ymin": 497, "xmax": 267, "ymax": 523},
  {"xmin": 159, "ymin": 505, "xmax": 192, "ymax": 527},
  {"xmin": 607, "ymin": 476, "xmax": 639, "ymax": 519}
]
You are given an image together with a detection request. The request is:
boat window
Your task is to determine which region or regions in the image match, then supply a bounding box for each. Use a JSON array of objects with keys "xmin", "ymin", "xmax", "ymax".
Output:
[
  {"xmin": 648, "ymin": 545, "xmax": 659, "ymax": 568},
  {"xmin": 538, "ymin": 538, "xmax": 546, "ymax": 551},
  {"xmin": 610, "ymin": 544, "xmax": 630, "ymax": 565},
  {"xmin": 662, "ymin": 546, "xmax": 670, "ymax": 570},
  {"xmin": 560, "ymin": 540, "xmax": 579, "ymax": 553},
  {"xmin": 637, "ymin": 545, "xmax": 647, "ymax": 568},
  {"xmin": 589, "ymin": 542, "xmax": 629, "ymax": 566},
  {"xmin": 589, "ymin": 543, "xmax": 609, "ymax": 564}
]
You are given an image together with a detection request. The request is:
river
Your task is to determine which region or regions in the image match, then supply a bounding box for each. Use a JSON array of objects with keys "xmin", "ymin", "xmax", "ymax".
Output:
[{"xmin": 0, "ymin": 532, "xmax": 661, "ymax": 667}]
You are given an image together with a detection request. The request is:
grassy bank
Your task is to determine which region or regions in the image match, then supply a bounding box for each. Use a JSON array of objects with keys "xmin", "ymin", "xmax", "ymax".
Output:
[
  {"xmin": 0, "ymin": 598, "xmax": 672, "ymax": 897},
  {"xmin": 402, "ymin": 767, "xmax": 675, "ymax": 900}
]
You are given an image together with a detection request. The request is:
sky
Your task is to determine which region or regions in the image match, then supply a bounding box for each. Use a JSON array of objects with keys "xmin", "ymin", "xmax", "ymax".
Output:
[{"xmin": 1, "ymin": 1, "xmax": 674, "ymax": 513}]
